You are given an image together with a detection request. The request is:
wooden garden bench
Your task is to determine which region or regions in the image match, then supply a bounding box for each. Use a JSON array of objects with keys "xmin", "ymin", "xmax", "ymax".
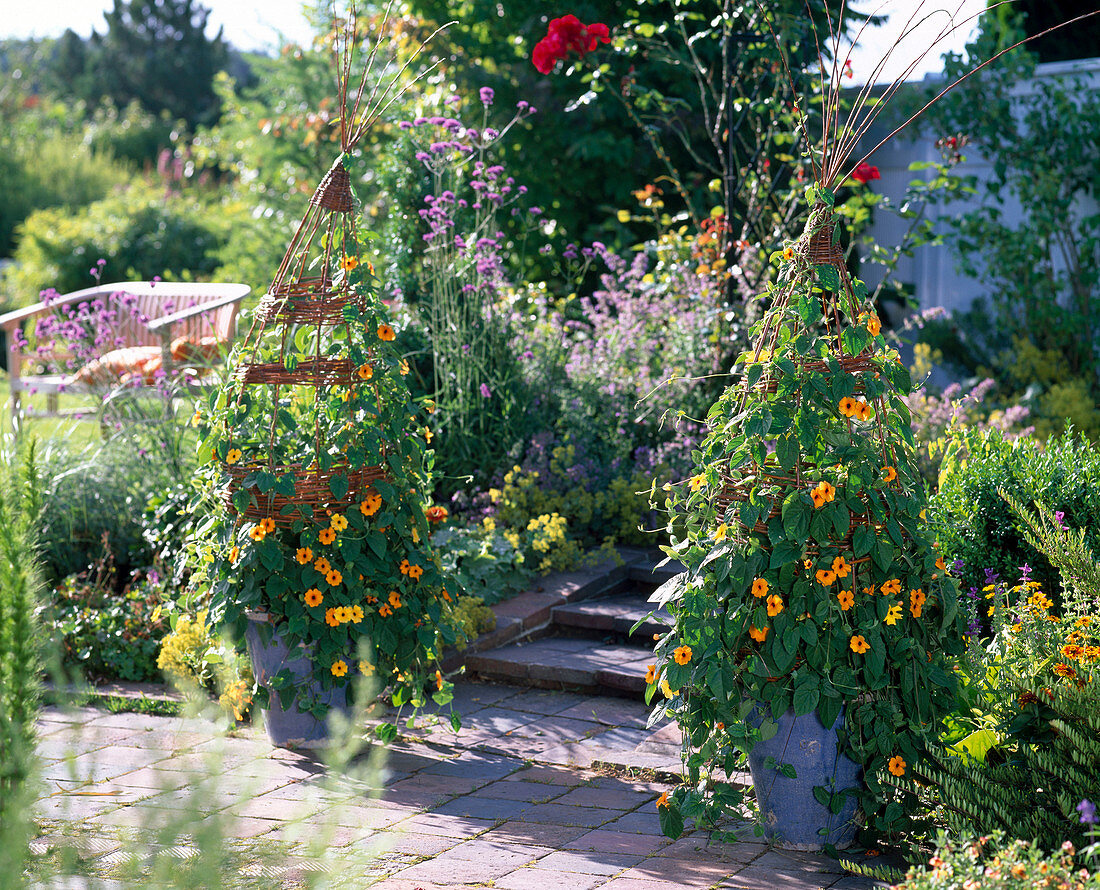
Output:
[{"xmin": 0, "ymin": 281, "xmax": 250, "ymax": 431}]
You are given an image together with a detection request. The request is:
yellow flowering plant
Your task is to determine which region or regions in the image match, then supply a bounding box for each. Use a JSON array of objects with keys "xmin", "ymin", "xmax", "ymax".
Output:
[
  {"xmin": 190, "ymin": 151, "xmax": 460, "ymax": 739},
  {"xmin": 647, "ymin": 187, "xmax": 967, "ymax": 840}
]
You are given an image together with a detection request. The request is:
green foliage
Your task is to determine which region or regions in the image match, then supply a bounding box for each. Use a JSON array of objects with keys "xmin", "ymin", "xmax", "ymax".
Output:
[
  {"xmin": 157, "ymin": 609, "xmax": 253, "ymax": 720},
  {"xmin": 653, "ymin": 196, "xmax": 966, "ymax": 841},
  {"xmin": 48, "ymin": 549, "xmax": 168, "ymax": 683},
  {"xmin": 430, "ymin": 523, "xmax": 533, "ymax": 606},
  {"xmin": 930, "ymin": 427, "xmax": 1100, "ymax": 595},
  {"xmin": 0, "ymin": 440, "xmax": 47, "ymax": 881},
  {"xmin": 4, "ymin": 182, "xmax": 257, "ymax": 302},
  {"xmin": 894, "ymin": 833, "xmax": 1100, "ymax": 889}
]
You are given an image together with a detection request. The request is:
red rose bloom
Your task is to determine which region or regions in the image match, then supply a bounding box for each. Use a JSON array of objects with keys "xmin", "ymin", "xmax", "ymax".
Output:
[
  {"xmin": 852, "ymin": 162, "xmax": 881, "ymax": 184},
  {"xmin": 532, "ymin": 13, "xmax": 611, "ymax": 73}
]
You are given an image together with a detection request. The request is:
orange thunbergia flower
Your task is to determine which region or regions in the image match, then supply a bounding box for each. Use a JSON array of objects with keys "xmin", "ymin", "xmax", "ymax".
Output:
[
  {"xmin": 1053, "ymin": 663, "xmax": 1076, "ymax": 679},
  {"xmin": 408, "ymin": 564, "xmax": 424, "ymax": 580},
  {"xmin": 837, "ymin": 589, "xmax": 854, "ymax": 611},
  {"xmin": 850, "ymin": 634, "xmax": 870, "ymax": 654},
  {"xmin": 660, "ymin": 678, "xmax": 674, "ymax": 697},
  {"xmin": 319, "ymin": 528, "xmax": 336, "ymax": 546},
  {"xmin": 350, "ymin": 605, "xmax": 364, "ymax": 624},
  {"xmin": 1061, "ymin": 643, "xmax": 1086, "ymax": 660},
  {"xmin": 809, "ymin": 480, "xmax": 836, "ymax": 509},
  {"xmin": 935, "ymin": 556, "xmax": 946, "ymax": 572},
  {"xmin": 855, "ymin": 401, "xmax": 873, "ymax": 421},
  {"xmin": 225, "ymin": 448, "xmax": 243, "ymax": 465},
  {"xmin": 832, "ymin": 556, "xmax": 851, "ymax": 579},
  {"xmin": 424, "ymin": 426, "xmax": 434, "ymax": 444},
  {"xmin": 862, "ymin": 585, "xmax": 876, "ymax": 597},
  {"xmin": 335, "ymin": 607, "xmax": 351, "ymax": 623},
  {"xmin": 749, "ymin": 625, "xmax": 769, "ymax": 642},
  {"xmin": 304, "ymin": 588, "xmax": 323, "ymax": 607},
  {"xmin": 314, "ymin": 557, "xmax": 331, "ymax": 575},
  {"xmin": 341, "ymin": 255, "xmax": 358, "ymax": 272},
  {"xmin": 714, "ymin": 522, "xmax": 729, "ymax": 542},
  {"xmin": 326, "ymin": 569, "xmax": 343, "ymax": 586},
  {"xmin": 325, "ymin": 609, "xmax": 339, "ymax": 627},
  {"xmin": 399, "ymin": 559, "xmax": 411, "ymax": 575},
  {"xmin": 839, "ymin": 397, "xmax": 859, "ymax": 417},
  {"xmin": 331, "ymin": 660, "xmax": 348, "ymax": 677},
  {"xmin": 248, "ymin": 526, "xmax": 266, "ymax": 542},
  {"xmin": 379, "ymin": 604, "xmax": 393, "ymax": 618},
  {"xmin": 816, "ymin": 569, "xmax": 836, "ymax": 586},
  {"xmin": 435, "ymin": 670, "xmax": 444, "ymax": 690},
  {"xmin": 888, "ymin": 755, "xmax": 906, "ymax": 777},
  {"xmin": 441, "ymin": 588, "xmax": 451, "ymax": 602},
  {"xmin": 766, "ymin": 594, "xmax": 784, "ymax": 617},
  {"xmin": 330, "ymin": 514, "xmax": 348, "ymax": 532},
  {"xmin": 357, "ymin": 363, "xmax": 373, "ymax": 381},
  {"xmin": 365, "ymin": 594, "xmax": 378, "ymax": 604},
  {"xmin": 399, "ymin": 359, "xmax": 410, "ymax": 376},
  {"xmin": 782, "ymin": 246, "xmax": 794, "ymax": 261},
  {"xmin": 656, "ymin": 791, "xmax": 670, "ymax": 809},
  {"xmin": 360, "ymin": 493, "xmax": 383, "ymax": 516},
  {"xmin": 867, "ymin": 314, "xmax": 881, "ymax": 336},
  {"xmin": 229, "ymin": 546, "xmax": 240, "ymax": 565},
  {"xmin": 645, "ymin": 664, "xmax": 657, "ymax": 684},
  {"xmin": 377, "ymin": 323, "xmax": 396, "ymax": 341},
  {"xmin": 296, "ymin": 547, "xmax": 313, "ymax": 565},
  {"xmin": 751, "ymin": 578, "xmax": 769, "ymax": 598},
  {"xmin": 426, "ymin": 506, "xmax": 448, "ymax": 523},
  {"xmin": 388, "ymin": 590, "xmax": 402, "ymax": 608},
  {"xmin": 885, "ymin": 603, "xmax": 903, "ymax": 626},
  {"xmin": 260, "ymin": 517, "xmax": 276, "ymax": 534},
  {"xmin": 881, "ymin": 578, "xmax": 902, "ymax": 596},
  {"xmin": 689, "ymin": 473, "xmax": 706, "ymax": 492},
  {"xmin": 673, "ymin": 645, "xmax": 693, "ymax": 665},
  {"xmin": 883, "ymin": 466, "xmax": 898, "ymax": 483},
  {"xmin": 910, "ymin": 589, "xmax": 926, "ymax": 617}
]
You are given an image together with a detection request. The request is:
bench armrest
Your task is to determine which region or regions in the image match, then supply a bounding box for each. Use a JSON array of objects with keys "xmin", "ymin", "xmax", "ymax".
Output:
[{"xmin": 146, "ymin": 288, "xmax": 252, "ymax": 333}]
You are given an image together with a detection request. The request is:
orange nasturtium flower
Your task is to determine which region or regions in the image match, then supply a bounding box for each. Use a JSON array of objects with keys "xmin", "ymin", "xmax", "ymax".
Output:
[
  {"xmin": 330, "ymin": 514, "xmax": 348, "ymax": 532},
  {"xmin": 837, "ymin": 589, "xmax": 854, "ymax": 611},
  {"xmin": 766, "ymin": 594, "xmax": 784, "ymax": 617},
  {"xmin": 645, "ymin": 664, "xmax": 657, "ymax": 684},
  {"xmin": 816, "ymin": 569, "xmax": 836, "ymax": 586},
  {"xmin": 832, "ymin": 556, "xmax": 851, "ymax": 579},
  {"xmin": 850, "ymin": 634, "xmax": 871, "ymax": 654},
  {"xmin": 883, "ymin": 465, "xmax": 898, "ymax": 483},
  {"xmin": 673, "ymin": 645, "xmax": 693, "ymax": 665},
  {"xmin": 304, "ymin": 588, "xmax": 323, "ymax": 607},
  {"xmin": 319, "ymin": 527, "xmax": 337, "ymax": 545},
  {"xmin": 749, "ymin": 625, "xmax": 769, "ymax": 643},
  {"xmin": 751, "ymin": 578, "xmax": 769, "ymax": 598},
  {"xmin": 331, "ymin": 660, "xmax": 348, "ymax": 677},
  {"xmin": 296, "ymin": 547, "xmax": 313, "ymax": 565},
  {"xmin": 884, "ymin": 603, "xmax": 903, "ymax": 626},
  {"xmin": 357, "ymin": 363, "xmax": 373, "ymax": 380},
  {"xmin": 377, "ymin": 323, "xmax": 396, "ymax": 341},
  {"xmin": 360, "ymin": 493, "xmax": 383, "ymax": 516},
  {"xmin": 326, "ymin": 569, "xmax": 343, "ymax": 587},
  {"xmin": 314, "ymin": 557, "xmax": 331, "ymax": 575},
  {"xmin": 225, "ymin": 448, "xmax": 243, "ymax": 465},
  {"xmin": 888, "ymin": 755, "xmax": 906, "ymax": 777}
]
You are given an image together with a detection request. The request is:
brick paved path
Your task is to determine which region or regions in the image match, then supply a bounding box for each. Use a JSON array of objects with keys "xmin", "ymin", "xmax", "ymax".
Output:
[{"xmin": 32, "ymin": 682, "xmax": 887, "ymax": 889}]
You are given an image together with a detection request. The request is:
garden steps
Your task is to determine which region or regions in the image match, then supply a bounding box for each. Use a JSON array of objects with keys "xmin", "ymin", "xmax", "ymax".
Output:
[{"xmin": 461, "ymin": 556, "xmax": 683, "ymax": 698}]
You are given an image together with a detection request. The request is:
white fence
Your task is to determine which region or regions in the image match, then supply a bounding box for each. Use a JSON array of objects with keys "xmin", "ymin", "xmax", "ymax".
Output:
[{"xmin": 856, "ymin": 55, "xmax": 1100, "ymax": 317}]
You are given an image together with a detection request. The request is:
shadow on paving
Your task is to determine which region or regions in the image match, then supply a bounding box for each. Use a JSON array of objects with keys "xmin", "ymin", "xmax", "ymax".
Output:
[{"xmin": 27, "ymin": 682, "xmax": 884, "ymax": 889}]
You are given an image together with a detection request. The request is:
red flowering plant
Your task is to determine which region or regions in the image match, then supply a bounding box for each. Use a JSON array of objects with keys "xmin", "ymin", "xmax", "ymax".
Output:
[
  {"xmin": 531, "ymin": 14, "xmax": 610, "ymax": 74},
  {"xmin": 851, "ymin": 162, "xmax": 881, "ymax": 185}
]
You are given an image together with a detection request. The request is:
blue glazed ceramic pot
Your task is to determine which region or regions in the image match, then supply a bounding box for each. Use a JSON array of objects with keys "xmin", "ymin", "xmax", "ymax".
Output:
[
  {"xmin": 747, "ymin": 707, "xmax": 862, "ymax": 849},
  {"xmin": 244, "ymin": 613, "xmax": 348, "ymax": 748}
]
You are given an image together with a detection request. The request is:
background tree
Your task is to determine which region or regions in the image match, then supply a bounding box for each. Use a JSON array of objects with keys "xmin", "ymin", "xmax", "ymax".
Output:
[{"xmin": 90, "ymin": 0, "xmax": 229, "ymax": 129}]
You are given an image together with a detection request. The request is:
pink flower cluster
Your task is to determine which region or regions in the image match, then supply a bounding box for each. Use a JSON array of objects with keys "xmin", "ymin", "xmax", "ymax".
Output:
[{"xmin": 532, "ymin": 14, "xmax": 610, "ymax": 74}]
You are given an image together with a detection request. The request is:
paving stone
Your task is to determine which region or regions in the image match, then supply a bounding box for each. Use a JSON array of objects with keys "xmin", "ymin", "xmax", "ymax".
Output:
[
  {"xmin": 507, "ymin": 716, "xmax": 608, "ymax": 744},
  {"xmin": 620, "ymin": 853, "xmax": 752, "ymax": 886},
  {"xmin": 500, "ymin": 765, "xmax": 586, "ymax": 787},
  {"xmin": 501, "ymin": 689, "xmax": 593, "ymax": 716},
  {"xmin": 362, "ymin": 830, "xmax": 460, "ymax": 858},
  {"xmin": 481, "ymin": 822, "xmax": 590, "ymax": 848},
  {"xmin": 420, "ymin": 751, "xmax": 525, "ymax": 780},
  {"xmin": 474, "ymin": 779, "xmax": 568, "ymax": 803},
  {"xmin": 719, "ymin": 867, "xmax": 844, "ymax": 889},
  {"xmin": 563, "ymin": 828, "xmax": 673, "ymax": 856},
  {"xmin": 399, "ymin": 813, "xmax": 497, "ymax": 839},
  {"xmin": 511, "ymin": 802, "xmax": 618, "ymax": 827},
  {"xmin": 495, "ymin": 868, "xmax": 606, "ymax": 890},
  {"xmin": 552, "ymin": 594, "xmax": 671, "ymax": 639},
  {"xmin": 529, "ymin": 850, "xmax": 643, "ymax": 875},
  {"xmin": 493, "ymin": 591, "xmax": 568, "ymax": 629},
  {"xmin": 601, "ymin": 879, "xmax": 690, "ymax": 890},
  {"xmin": 553, "ymin": 785, "xmax": 656, "ymax": 811},
  {"xmin": 431, "ymin": 796, "xmax": 532, "ymax": 821},
  {"xmin": 387, "ymin": 851, "xmax": 523, "ymax": 884},
  {"xmin": 555, "ymin": 698, "xmax": 653, "ymax": 728}
]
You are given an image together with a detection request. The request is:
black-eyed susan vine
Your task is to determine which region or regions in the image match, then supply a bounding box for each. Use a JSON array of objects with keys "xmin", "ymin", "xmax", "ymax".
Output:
[
  {"xmin": 189, "ymin": 20, "xmax": 460, "ymax": 738},
  {"xmin": 646, "ymin": 187, "xmax": 968, "ymax": 840}
]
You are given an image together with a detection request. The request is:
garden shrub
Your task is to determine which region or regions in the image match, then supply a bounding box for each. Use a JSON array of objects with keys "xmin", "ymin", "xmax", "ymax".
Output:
[
  {"xmin": 930, "ymin": 428, "xmax": 1100, "ymax": 595},
  {"xmin": 450, "ymin": 596, "xmax": 496, "ymax": 648},
  {"xmin": 48, "ymin": 547, "xmax": 167, "ymax": 683},
  {"xmin": 430, "ymin": 523, "xmax": 532, "ymax": 606},
  {"xmin": 156, "ymin": 610, "xmax": 253, "ymax": 720},
  {"xmin": 4, "ymin": 183, "xmax": 257, "ymax": 301}
]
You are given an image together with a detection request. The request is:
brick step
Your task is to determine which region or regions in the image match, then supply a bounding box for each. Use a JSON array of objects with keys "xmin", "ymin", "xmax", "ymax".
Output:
[
  {"xmin": 551, "ymin": 592, "xmax": 671, "ymax": 641},
  {"xmin": 465, "ymin": 637, "xmax": 655, "ymax": 697}
]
